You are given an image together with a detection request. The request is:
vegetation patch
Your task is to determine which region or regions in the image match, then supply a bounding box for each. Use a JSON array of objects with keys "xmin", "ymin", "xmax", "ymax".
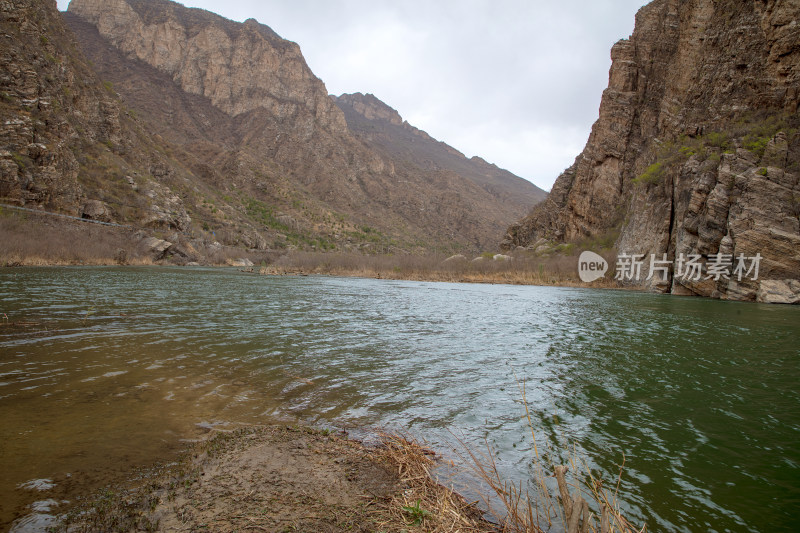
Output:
[
  {"xmin": 737, "ymin": 113, "xmax": 798, "ymax": 158},
  {"xmin": 244, "ymin": 197, "xmax": 290, "ymax": 232},
  {"xmin": 265, "ymin": 250, "xmax": 622, "ymax": 288},
  {"xmin": 634, "ymin": 113, "xmax": 799, "ymax": 187}
]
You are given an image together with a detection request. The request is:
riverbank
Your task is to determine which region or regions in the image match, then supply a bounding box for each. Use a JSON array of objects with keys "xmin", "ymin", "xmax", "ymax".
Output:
[
  {"xmin": 0, "ymin": 205, "xmax": 278, "ymax": 268},
  {"xmin": 1, "ymin": 206, "xmax": 621, "ymax": 288},
  {"xmin": 259, "ymin": 250, "xmax": 622, "ymax": 289},
  {"xmin": 51, "ymin": 425, "xmax": 494, "ymax": 532}
]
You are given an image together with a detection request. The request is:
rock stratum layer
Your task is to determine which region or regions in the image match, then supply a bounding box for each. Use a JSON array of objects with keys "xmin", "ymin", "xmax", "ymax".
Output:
[
  {"xmin": 0, "ymin": 0, "xmax": 546, "ymax": 259},
  {"xmin": 503, "ymin": 0, "xmax": 800, "ymax": 303}
]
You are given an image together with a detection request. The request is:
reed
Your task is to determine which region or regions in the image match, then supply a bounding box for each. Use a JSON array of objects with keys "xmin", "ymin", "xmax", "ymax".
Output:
[{"xmin": 455, "ymin": 378, "xmax": 645, "ymax": 533}]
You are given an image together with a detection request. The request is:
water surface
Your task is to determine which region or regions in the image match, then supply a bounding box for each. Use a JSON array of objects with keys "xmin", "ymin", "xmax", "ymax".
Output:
[{"xmin": 1, "ymin": 267, "xmax": 798, "ymax": 532}]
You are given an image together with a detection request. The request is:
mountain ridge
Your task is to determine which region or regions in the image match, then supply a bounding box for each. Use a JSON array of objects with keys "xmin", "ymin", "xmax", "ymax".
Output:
[
  {"xmin": 66, "ymin": 0, "xmax": 546, "ymax": 252},
  {"xmin": 334, "ymin": 92, "xmax": 546, "ymax": 209}
]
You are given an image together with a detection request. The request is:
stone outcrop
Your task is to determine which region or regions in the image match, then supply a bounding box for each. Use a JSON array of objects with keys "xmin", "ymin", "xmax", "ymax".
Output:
[
  {"xmin": 336, "ymin": 93, "xmax": 403, "ymax": 126},
  {"xmin": 68, "ymin": 0, "xmax": 347, "ymax": 133},
  {"xmin": 503, "ymin": 0, "xmax": 800, "ymax": 303}
]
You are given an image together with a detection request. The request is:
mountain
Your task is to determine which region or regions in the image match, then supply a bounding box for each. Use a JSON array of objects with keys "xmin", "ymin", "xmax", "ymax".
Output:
[
  {"xmin": 36, "ymin": 0, "xmax": 544, "ymax": 256},
  {"xmin": 334, "ymin": 92, "xmax": 546, "ymax": 212},
  {"xmin": 0, "ymin": 0, "xmax": 182, "ymax": 225},
  {"xmin": 502, "ymin": 0, "xmax": 800, "ymax": 303}
]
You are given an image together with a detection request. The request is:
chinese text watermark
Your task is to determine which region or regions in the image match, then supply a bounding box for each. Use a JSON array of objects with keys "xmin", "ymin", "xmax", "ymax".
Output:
[{"xmin": 614, "ymin": 253, "xmax": 761, "ymax": 282}]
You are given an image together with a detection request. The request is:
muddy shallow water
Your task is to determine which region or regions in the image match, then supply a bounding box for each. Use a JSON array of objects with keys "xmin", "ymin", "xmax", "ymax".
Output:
[{"xmin": 1, "ymin": 267, "xmax": 798, "ymax": 532}]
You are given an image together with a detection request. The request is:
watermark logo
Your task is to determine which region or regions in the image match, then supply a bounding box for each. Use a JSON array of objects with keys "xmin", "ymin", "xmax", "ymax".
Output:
[
  {"xmin": 578, "ymin": 251, "xmax": 608, "ymax": 283},
  {"xmin": 578, "ymin": 252, "xmax": 762, "ymax": 283}
]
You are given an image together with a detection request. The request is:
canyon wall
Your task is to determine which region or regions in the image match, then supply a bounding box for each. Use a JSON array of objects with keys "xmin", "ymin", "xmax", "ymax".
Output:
[{"xmin": 503, "ymin": 0, "xmax": 800, "ymax": 303}]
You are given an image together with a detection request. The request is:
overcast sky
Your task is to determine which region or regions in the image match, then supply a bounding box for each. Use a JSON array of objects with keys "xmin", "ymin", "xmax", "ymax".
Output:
[{"xmin": 59, "ymin": 0, "xmax": 648, "ymax": 190}]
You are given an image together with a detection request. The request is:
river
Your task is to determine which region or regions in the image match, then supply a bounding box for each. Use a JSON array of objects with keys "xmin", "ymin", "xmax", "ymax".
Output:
[{"xmin": 1, "ymin": 267, "xmax": 798, "ymax": 532}]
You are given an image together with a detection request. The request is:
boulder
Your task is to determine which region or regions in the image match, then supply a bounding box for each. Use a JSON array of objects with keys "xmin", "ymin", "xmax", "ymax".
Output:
[
  {"xmin": 756, "ymin": 280, "xmax": 800, "ymax": 304},
  {"xmin": 139, "ymin": 236, "xmax": 172, "ymax": 260},
  {"xmin": 81, "ymin": 199, "xmax": 111, "ymax": 222}
]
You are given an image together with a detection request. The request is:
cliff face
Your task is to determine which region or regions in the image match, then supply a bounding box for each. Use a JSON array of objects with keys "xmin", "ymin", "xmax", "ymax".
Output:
[
  {"xmin": 0, "ymin": 0, "xmax": 200, "ymax": 234},
  {"xmin": 503, "ymin": 0, "xmax": 800, "ymax": 303},
  {"xmin": 0, "ymin": 0, "xmax": 119, "ymax": 211},
  {"xmin": 68, "ymin": 0, "xmax": 346, "ymax": 132},
  {"xmin": 63, "ymin": 0, "xmax": 543, "ymax": 253}
]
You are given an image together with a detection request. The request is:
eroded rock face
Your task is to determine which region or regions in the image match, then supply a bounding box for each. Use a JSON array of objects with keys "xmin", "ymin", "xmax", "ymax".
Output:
[
  {"xmin": 336, "ymin": 93, "xmax": 403, "ymax": 126},
  {"xmin": 68, "ymin": 0, "xmax": 347, "ymax": 134},
  {"xmin": 503, "ymin": 0, "xmax": 800, "ymax": 302},
  {"xmin": 0, "ymin": 0, "xmax": 202, "ymax": 244},
  {"xmin": 0, "ymin": 0, "xmax": 121, "ymax": 212}
]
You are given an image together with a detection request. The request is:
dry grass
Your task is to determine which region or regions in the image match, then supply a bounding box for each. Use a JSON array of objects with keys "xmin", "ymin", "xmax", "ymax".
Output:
[
  {"xmin": 265, "ymin": 251, "xmax": 622, "ymax": 288},
  {"xmin": 455, "ymin": 379, "xmax": 645, "ymax": 533},
  {"xmin": 374, "ymin": 434, "xmax": 496, "ymax": 532},
  {"xmin": 0, "ymin": 207, "xmax": 279, "ymax": 267},
  {"xmin": 0, "ymin": 208, "xmax": 151, "ymax": 266}
]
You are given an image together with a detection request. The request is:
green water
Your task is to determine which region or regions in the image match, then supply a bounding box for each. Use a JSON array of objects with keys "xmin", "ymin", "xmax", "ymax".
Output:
[{"xmin": 0, "ymin": 267, "xmax": 798, "ymax": 532}]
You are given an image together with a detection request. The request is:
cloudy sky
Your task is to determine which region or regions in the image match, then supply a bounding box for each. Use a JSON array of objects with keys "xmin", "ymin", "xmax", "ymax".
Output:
[{"xmin": 58, "ymin": 0, "xmax": 648, "ymax": 190}]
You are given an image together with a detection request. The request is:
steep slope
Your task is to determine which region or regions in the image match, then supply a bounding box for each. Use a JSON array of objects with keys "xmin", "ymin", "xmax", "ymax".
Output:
[
  {"xmin": 503, "ymin": 0, "xmax": 800, "ymax": 303},
  {"xmin": 0, "ymin": 0, "xmax": 224, "ymax": 253},
  {"xmin": 66, "ymin": 0, "xmax": 545, "ymax": 253},
  {"xmin": 334, "ymin": 92, "xmax": 547, "ymax": 212},
  {"xmin": 0, "ymin": 0, "xmax": 299, "ymax": 264},
  {"xmin": 1, "ymin": 0, "xmax": 135, "ymax": 214}
]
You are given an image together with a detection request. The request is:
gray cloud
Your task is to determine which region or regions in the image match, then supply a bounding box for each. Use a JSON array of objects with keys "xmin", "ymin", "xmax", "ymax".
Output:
[{"xmin": 59, "ymin": 0, "xmax": 648, "ymax": 190}]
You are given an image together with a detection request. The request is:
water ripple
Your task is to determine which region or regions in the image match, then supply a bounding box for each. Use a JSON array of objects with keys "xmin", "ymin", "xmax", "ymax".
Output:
[{"xmin": 1, "ymin": 268, "xmax": 798, "ymax": 532}]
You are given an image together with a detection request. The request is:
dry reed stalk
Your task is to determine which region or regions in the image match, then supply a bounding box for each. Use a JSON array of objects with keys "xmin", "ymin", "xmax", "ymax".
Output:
[
  {"xmin": 451, "ymin": 376, "xmax": 645, "ymax": 533},
  {"xmin": 374, "ymin": 434, "xmax": 496, "ymax": 532}
]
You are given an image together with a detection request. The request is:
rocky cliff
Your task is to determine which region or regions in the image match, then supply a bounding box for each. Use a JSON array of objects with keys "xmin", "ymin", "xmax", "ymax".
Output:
[
  {"xmin": 503, "ymin": 0, "xmax": 800, "ymax": 303},
  {"xmin": 0, "ymin": 0, "xmax": 203, "ymax": 236},
  {"xmin": 0, "ymin": 0, "xmax": 121, "ymax": 212},
  {"xmin": 68, "ymin": 0, "xmax": 346, "ymax": 133},
  {"xmin": 61, "ymin": 0, "xmax": 543, "ymax": 253}
]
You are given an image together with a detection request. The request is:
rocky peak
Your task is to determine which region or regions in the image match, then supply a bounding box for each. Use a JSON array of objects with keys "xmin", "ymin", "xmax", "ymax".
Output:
[
  {"xmin": 67, "ymin": 0, "xmax": 347, "ymax": 133},
  {"xmin": 334, "ymin": 92, "xmax": 546, "ymax": 216},
  {"xmin": 335, "ymin": 93, "xmax": 403, "ymax": 126}
]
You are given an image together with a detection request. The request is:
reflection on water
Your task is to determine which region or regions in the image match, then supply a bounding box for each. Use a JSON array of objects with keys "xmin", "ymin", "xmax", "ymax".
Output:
[{"xmin": 1, "ymin": 267, "xmax": 798, "ymax": 532}]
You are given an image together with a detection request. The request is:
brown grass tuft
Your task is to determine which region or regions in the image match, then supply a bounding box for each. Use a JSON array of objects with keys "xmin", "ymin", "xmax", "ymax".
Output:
[
  {"xmin": 374, "ymin": 434, "xmax": 496, "ymax": 532},
  {"xmin": 0, "ymin": 207, "xmax": 150, "ymax": 266}
]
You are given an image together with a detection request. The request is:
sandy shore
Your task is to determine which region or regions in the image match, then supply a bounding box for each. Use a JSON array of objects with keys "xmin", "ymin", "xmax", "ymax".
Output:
[{"xmin": 53, "ymin": 425, "xmax": 495, "ymax": 532}]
